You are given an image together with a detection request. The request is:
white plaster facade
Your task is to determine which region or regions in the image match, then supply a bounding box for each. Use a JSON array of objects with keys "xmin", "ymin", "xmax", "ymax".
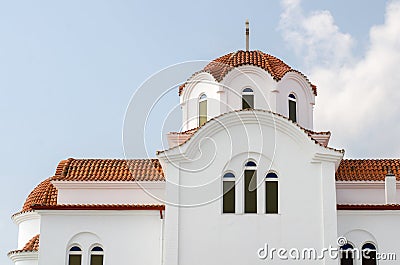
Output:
[{"xmin": 9, "ymin": 50, "xmax": 400, "ymax": 265}]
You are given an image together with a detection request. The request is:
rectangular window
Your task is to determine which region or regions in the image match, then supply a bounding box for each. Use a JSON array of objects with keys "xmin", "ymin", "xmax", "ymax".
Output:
[
  {"xmin": 223, "ymin": 181, "xmax": 235, "ymax": 213},
  {"xmin": 266, "ymin": 181, "xmax": 278, "ymax": 214},
  {"xmin": 90, "ymin": 255, "xmax": 103, "ymax": 265},
  {"xmin": 199, "ymin": 100, "xmax": 207, "ymax": 126},
  {"xmin": 242, "ymin": 95, "xmax": 254, "ymax": 109},
  {"xmin": 289, "ymin": 100, "xmax": 297, "ymax": 122},
  {"xmin": 69, "ymin": 255, "xmax": 82, "ymax": 265},
  {"xmin": 245, "ymin": 170, "xmax": 257, "ymax": 213}
]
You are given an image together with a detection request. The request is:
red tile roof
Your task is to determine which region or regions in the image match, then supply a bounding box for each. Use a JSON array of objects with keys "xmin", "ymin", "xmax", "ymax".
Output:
[
  {"xmin": 179, "ymin": 50, "xmax": 317, "ymax": 96},
  {"xmin": 337, "ymin": 204, "xmax": 400, "ymax": 210},
  {"xmin": 31, "ymin": 204, "xmax": 165, "ymax": 211},
  {"xmin": 19, "ymin": 159, "xmax": 165, "ymax": 213},
  {"xmin": 336, "ymin": 159, "xmax": 400, "ymax": 181},
  {"xmin": 22, "ymin": 179, "xmax": 57, "ymax": 212},
  {"xmin": 51, "ymin": 158, "xmax": 164, "ymax": 182},
  {"xmin": 8, "ymin": 234, "xmax": 40, "ymax": 255}
]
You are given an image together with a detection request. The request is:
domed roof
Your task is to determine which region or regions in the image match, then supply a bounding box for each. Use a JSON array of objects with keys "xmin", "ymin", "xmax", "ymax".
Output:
[
  {"xmin": 21, "ymin": 178, "xmax": 57, "ymax": 213},
  {"xmin": 179, "ymin": 50, "xmax": 317, "ymax": 96}
]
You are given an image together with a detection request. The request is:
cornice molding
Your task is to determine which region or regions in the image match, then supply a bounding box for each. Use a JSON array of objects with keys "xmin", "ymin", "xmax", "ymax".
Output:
[
  {"xmin": 8, "ymin": 251, "xmax": 38, "ymax": 262},
  {"xmin": 12, "ymin": 211, "xmax": 40, "ymax": 225}
]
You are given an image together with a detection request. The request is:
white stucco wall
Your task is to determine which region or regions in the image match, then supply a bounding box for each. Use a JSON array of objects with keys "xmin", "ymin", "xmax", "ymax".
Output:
[
  {"xmin": 336, "ymin": 182, "xmax": 400, "ymax": 204},
  {"xmin": 338, "ymin": 210, "xmax": 400, "ymax": 265},
  {"xmin": 37, "ymin": 210, "xmax": 162, "ymax": 265},
  {"xmin": 159, "ymin": 110, "xmax": 342, "ymax": 265},
  {"xmin": 13, "ymin": 212, "xmax": 41, "ymax": 249},
  {"xmin": 53, "ymin": 181, "xmax": 165, "ymax": 205},
  {"xmin": 180, "ymin": 66, "xmax": 315, "ymax": 132},
  {"xmin": 276, "ymin": 72, "xmax": 315, "ymax": 130}
]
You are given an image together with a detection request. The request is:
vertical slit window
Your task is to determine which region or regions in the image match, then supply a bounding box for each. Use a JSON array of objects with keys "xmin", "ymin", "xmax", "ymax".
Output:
[
  {"xmin": 340, "ymin": 243, "xmax": 354, "ymax": 265},
  {"xmin": 90, "ymin": 246, "xmax": 104, "ymax": 265},
  {"xmin": 68, "ymin": 246, "xmax": 82, "ymax": 265},
  {"xmin": 223, "ymin": 173, "xmax": 235, "ymax": 213},
  {"xmin": 265, "ymin": 173, "xmax": 278, "ymax": 214},
  {"xmin": 288, "ymin": 93, "xmax": 297, "ymax": 122},
  {"xmin": 199, "ymin": 94, "xmax": 207, "ymax": 126},
  {"xmin": 242, "ymin": 88, "xmax": 254, "ymax": 109},
  {"xmin": 362, "ymin": 243, "xmax": 377, "ymax": 265},
  {"xmin": 244, "ymin": 161, "xmax": 257, "ymax": 213}
]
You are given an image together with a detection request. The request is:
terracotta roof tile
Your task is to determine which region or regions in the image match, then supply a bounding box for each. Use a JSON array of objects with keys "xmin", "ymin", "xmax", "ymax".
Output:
[
  {"xmin": 51, "ymin": 158, "xmax": 164, "ymax": 182},
  {"xmin": 31, "ymin": 204, "xmax": 165, "ymax": 211},
  {"xmin": 22, "ymin": 179, "xmax": 57, "ymax": 212},
  {"xmin": 336, "ymin": 159, "xmax": 400, "ymax": 181},
  {"xmin": 337, "ymin": 204, "xmax": 400, "ymax": 210},
  {"xmin": 8, "ymin": 234, "xmax": 40, "ymax": 255},
  {"xmin": 179, "ymin": 50, "xmax": 317, "ymax": 96}
]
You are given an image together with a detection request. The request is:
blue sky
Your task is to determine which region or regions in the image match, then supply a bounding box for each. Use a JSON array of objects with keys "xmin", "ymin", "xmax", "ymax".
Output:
[{"xmin": 0, "ymin": 0, "xmax": 397, "ymax": 263}]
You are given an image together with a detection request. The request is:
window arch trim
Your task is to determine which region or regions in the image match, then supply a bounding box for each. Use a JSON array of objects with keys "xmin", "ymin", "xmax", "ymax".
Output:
[
  {"xmin": 90, "ymin": 244, "xmax": 104, "ymax": 265},
  {"xmin": 242, "ymin": 88, "xmax": 254, "ymax": 109}
]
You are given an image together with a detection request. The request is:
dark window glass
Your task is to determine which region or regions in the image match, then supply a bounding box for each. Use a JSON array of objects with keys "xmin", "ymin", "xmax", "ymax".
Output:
[
  {"xmin": 245, "ymin": 170, "xmax": 257, "ymax": 213},
  {"xmin": 69, "ymin": 255, "xmax": 82, "ymax": 265},
  {"xmin": 70, "ymin": 246, "xmax": 81, "ymax": 252},
  {"xmin": 362, "ymin": 243, "xmax": 376, "ymax": 265},
  {"xmin": 266, "ymin": 181, "xmax": 278, "ymax": 213},
  {"xmin": 266, "ymin": 172, "xmax": 278, "ymax": 179},
  {"xmin": 289, "ymin": 100, "xmax": 297, "ymax": 122},
  {"xmin": 92, "ymin": 247, "xmax": 103, "ymax": 252},
  {"xmin": 223, "ymin": 173, "xmax": 235, "ymax": 178},
  {"xmin": 199, "ymin": 99, "xmax": 207, "ymax": 126},
  {"xmin": 90, "ymin": 255, "xmax": 104, "ymax": 265},
  {"xmin": 242, "ymin": 94, "xmax": 254, "ymax": 109},
  {"xmin": 223, "ymin": 181, "xmax": 235, "ymax": 213},
  {"xmin": 243, "ymin": 88, "xmax": 253, "ymax": 93},
  {"xmin": 245, "ymin": 161, "xmax": 257, "ymax": 167},
  {"xmin": 340, "ymin": 244, "xmax": 354, "ymax": 265}
]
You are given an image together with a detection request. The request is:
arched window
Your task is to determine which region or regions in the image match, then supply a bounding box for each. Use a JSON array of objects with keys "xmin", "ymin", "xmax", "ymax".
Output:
[
  {"xmin": 242, "ymin": 88, "xmax": 254, "ymax": 109},
  {"xmin": 222, "ymin": 173, "xmax": 235, "ymax": 213},
  {"xmin": 288, "ymin": 93, "xmax": 297, "ymax": 122},
  {"xmin": 340, "ymin": 243, "xmax": 355, "ymax": 265},
  {"xmin": 199, "ymin": 94, "xmax": 207, "ymax": 126},
  {"xmin": 362, "ymin": 243, "xmax": 377, "ymax": 265},
  {"xmin": 244, "ymin": 161, "xmax": 257, "ymax": 213},
  {"xmin": 265, "ymin": 173, "xmax": 278, "ymax": 214},
  {"xmin": 68, "ymin": 246, "xmax": 82, "ymax": 265},
  {"xmin": 90, "ymin": 246, "xmax": 104, "ymax": 265}
]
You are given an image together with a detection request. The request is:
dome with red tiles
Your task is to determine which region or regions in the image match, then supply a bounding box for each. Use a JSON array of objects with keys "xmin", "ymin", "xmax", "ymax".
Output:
[{"xmin": 179, "ymin": 50, "xmax": 317, "ymax": 96}]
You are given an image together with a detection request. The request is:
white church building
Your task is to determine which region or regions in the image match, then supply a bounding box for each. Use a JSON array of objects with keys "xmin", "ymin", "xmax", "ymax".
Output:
[{"xmin": 8, "ymin": 26, "xmax": 400, "ymax": 265}]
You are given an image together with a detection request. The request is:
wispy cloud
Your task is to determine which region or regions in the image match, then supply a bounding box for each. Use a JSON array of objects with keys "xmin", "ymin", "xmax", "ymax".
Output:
[{"xmin": 279, "ymin": 0, "xmax": 400, "ymax": 158}]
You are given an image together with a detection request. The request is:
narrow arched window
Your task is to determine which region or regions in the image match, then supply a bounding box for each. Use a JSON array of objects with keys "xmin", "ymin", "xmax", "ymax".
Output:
[
  {"xmin": 265, "ymin": 173, "xmax": 278, "ymax": 214},
  {"xmin": 90, "ymin": 246, "xmax": 104, "ymax": 265},
  {"xmin": 244, "ymin": 161, "xmax": 257, "ymax": 213},
  {"xmin": 362, "ymin": 243, "xmax": 377, "ymax": 265},
  {"xmin": 68, "ymin": 246, "xmax": 82, "ymax": 265},
  {"xmin": 242, "ymin": 88, "xmax": 254, "ymax": 109},
  {"xmin": 222, "ymin": 173, "xmax": 235, "ymax": 213},
  {"xmin": 199, "ymin": 94, "xmax": 207, "ymax": 126},
  {"xmin": 340, "ymin": 243, "xmax": 354, "ymax": 265},
  {"xmin": 288, "ymin": 93, "xmax": 297, "ymax": 122}
]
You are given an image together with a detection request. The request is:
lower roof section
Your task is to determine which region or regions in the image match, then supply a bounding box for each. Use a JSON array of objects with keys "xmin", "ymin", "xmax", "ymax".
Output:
[
  {"xmin": 31, "ymin": 204, "xmax": 165, "ymax": 211},
  {"xmin": 337, "ymin": 204, "xmax": 400, "ymax": 210}
]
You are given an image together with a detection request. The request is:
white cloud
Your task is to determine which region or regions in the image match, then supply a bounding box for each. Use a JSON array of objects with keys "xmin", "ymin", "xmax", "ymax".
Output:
[
  {"xmin": 279, "ymin": 0, "xmax": 354, "ymax": 67},
  {"xmin": 279, "ymin": 0, "xmax": 400, "ymax": 157}
]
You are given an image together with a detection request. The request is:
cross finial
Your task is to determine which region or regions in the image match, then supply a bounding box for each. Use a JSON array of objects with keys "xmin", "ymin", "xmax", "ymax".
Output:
[{"xmin": 245, "ymin": 19, "xmax": 249, "ymax": 51}]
